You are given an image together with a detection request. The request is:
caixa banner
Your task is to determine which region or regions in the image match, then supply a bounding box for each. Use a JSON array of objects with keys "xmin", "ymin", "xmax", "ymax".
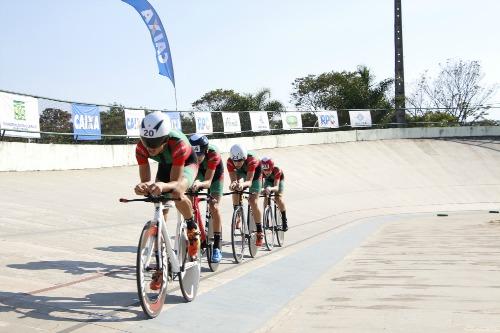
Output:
[
  {"xmin": 71, "ymin": 104, "xmax": 101, "ymax": 140},
  {"xmin": 124, "ymin": 109, "xmax": 145, "ymax": 137}
]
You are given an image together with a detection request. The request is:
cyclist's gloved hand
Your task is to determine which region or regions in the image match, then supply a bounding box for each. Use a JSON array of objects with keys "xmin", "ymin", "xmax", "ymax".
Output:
[
  {"xmin": 148, "ymin": 183, "xmax": 163, "ymax": 196},
  {"xmin": 263, "ymin": 187, "xmax": 271, "ymax": 195},
  {"xmin": 229, "ymin": 181, "xmax": 238, "ymax": 191},
  {"xmin": 135, "ymin": 182, "xmax": 150, "ymax": 196},
  {"xmin": 191, "ymin": 180, "xmax": 200, "ymax": 193}
]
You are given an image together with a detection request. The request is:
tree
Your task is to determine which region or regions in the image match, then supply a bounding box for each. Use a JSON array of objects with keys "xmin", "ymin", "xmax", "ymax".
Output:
[
  {"xmin": 101, "ymin": 104, "xmax": 126, "ymax": 135},
  {"xmin": 290, "ymin": 66, "xmax": 394, "ymax": 125},
  {"xmin": 39, "ymin": 108, "xmax": 73, "ymax": 143},
  {"xmin": 192, "ymin": 88, "xmax": 285, "ymax": 132},
  {"xmin": 406, "ymin": 59, "xmax": 497, "ymax": 123}
]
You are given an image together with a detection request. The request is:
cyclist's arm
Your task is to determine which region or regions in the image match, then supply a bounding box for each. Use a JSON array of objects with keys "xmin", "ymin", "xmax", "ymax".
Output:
[
  {"xmin": 198, "ymin": 168, "xmax": 215, "ymax": 189},
  {"xmin": 240, "ymin": 170, "xmax": 255, "ymax": 189},
  {"xmin": 138, "ymin": 163, "xmax": 152, "ymax": 183},
  {"xmin": 266, "ymin": 178, "xmax": 280, "ymax": 193}
]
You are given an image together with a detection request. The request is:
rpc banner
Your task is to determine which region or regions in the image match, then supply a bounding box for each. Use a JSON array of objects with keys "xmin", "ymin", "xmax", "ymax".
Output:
[
  {"xmin": 249, "ymin": 112, "xmax": 270, "ymax": 132},
  {"xmin": 71, "ymin": 104, "xmax": 101, "ymax": 140},
  {"xmin": 349, "ymin": 110, "xmax": 372, "ymax": 127},
  {"xmin": 124, "ymin": 109, "xmax": 145, "ymax": 137},
  {"xmin": 0, "ymin": 92, "xmax": 40, "ymax": 138},
  {"xmin": 221, "ymin": 112, "xmax": 241, "ymax": 133},
  {"xmin": 281, "ymin": 112, "xmax": 303, "ymax": 130},
  {"xmin": 317, "ymin": 111, "xmax": 339, "ymax": 128},
  {"xmin": 164, "ymin": 111, "xmax": 181, "ymax": 130},
  {"xmin": 194, "ymin": 112, "xmax": 213, "ymax": 134}
]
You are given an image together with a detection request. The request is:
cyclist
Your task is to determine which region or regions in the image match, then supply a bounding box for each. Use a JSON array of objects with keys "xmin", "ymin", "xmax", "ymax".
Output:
[
  {"xmin": 261, "ymin": 157, "xmax": 288, "ymax": 232},
  {"xmin": 134, "ymin": 112, "xmax": 201, "ymax": 269},
  {"xmin": 188, "ymin": 134, "xmax": 224, "ymax": 263},
  {"xmin": 226, "ymin": 144, "xmax": 264, "ymax": 246}
]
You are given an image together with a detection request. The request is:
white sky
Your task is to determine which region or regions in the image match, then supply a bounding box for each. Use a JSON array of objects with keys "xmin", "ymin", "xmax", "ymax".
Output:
[{"xmin": 0, "ymin": 0, "xmax": 499, "ymax": 114}]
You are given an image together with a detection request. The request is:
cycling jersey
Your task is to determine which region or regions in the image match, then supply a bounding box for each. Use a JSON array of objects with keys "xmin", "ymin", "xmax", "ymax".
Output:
[
  {"xmin": 227, "ymin": 151, "xmax": 262, "ymax": 193},
  {"xmin": 263, "ymin": 166, "xmax": 285, "ymax": 194},
  {"xmin": 135, "ymin": 129, "xmax": 198, "ymax": 185},
  {"xmin": 196, "ymin": 144, "xmax": 224, "ymax": 195}
]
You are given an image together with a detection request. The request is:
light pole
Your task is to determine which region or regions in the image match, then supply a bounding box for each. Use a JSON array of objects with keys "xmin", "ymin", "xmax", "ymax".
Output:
[{"xmin": 394, "ymin": 0, "xmax": 406, "ymax": 124}]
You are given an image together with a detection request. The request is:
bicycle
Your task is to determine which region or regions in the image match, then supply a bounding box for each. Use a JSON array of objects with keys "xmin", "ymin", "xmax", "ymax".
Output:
[
  {"xmin": 120, "ymin": 194, "xmax": 201, "ymax": 318},
  {"xmin": 186, "ymin": 191, "xmax": 221, "ymax": 272},
  {"xmin": 261, "ymin": 192, "xmax": 285, "ymax": 249},
  {"xmin": 224, "ymin": 190, "xmax": 259, "ymax": 263}
]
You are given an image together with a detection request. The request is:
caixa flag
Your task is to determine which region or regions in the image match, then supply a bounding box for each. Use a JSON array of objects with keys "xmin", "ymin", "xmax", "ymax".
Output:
[
  {"xmin": 122, "ymin": 0, "xmax": 175, "ymax": 87},
  {"xmin": 71, "ymin": 104, "xmax": 101, "ymax": 140}
]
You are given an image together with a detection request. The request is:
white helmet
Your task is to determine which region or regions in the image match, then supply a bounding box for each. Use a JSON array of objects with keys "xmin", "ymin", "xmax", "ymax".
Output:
[
  {"xmin": 230, "ymin": 144, "xmax": 247, "ymax": 161},
  {"xmin": 140, "ymin": 112, "xmax": 171, "ymax": 148}
]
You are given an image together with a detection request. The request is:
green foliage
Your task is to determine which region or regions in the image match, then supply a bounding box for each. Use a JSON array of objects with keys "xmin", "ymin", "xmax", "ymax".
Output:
[
  {"xmin": 101, "ymin": 104, "xmax": 126, "ymax": 135},
  {"xmin": 406, "ymin": 111, "xmax": 458, "ymax": 127},
  {"xmin": 39, "ymin": 108, "xmax": 73, "ymax": 143},
  {"xmin": 291, "ymin": 66, "xmax": 394, "ymax": 114}
]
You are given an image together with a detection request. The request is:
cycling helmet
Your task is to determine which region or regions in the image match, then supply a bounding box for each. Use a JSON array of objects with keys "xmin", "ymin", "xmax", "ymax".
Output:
[
  {"xmin": 230, "ymin": 144, "xmax": 247, "ymax": 161},
  {"xmin": 189, "ymin": 133, "xmax": 209, "ymax": 156},
  {"xmin": 140, "ymin": 112, "xmax": 171, "ymax": 149},
  {"xmin": 261, "ymin": 157, "xmax": 274, "ymax": 171}
]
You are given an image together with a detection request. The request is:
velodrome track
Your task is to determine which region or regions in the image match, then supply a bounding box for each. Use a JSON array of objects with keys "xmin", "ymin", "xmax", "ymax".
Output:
[{"xmin": 1, "ymin": 138, "xmax": 500, "ymax": 332}]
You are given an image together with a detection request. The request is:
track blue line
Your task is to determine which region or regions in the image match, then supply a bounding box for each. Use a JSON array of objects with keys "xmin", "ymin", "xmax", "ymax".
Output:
[{"xmin": 130, "ymin": 215, "xmax": 400, "ymax": 333}]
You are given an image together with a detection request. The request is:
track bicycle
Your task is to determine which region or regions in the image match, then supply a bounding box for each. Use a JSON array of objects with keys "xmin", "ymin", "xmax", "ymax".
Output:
[
  {"xmin": 224, "ymin": 190, "xmax": 259, "ymax": 263},
  {"xmin": 186, "ymin": 191, "xmax": 221, "ymax": 272},
  {"xmin": 261, "ymin": 192, "xmax": 285, "ymax": 249},
  {"xmin": 120, "ymin": 194, "xmax": 201, "ymax": 318}
]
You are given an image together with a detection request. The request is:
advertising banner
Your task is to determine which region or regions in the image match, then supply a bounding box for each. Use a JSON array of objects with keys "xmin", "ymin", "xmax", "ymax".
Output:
[
  {"xmin": 124, "ymin": 109, "xmax": 145, "ymax": 137},
  {"xmin": 349, "ymin": 110, "xmax": 372, "ymax": 127},
  {"xmin": 221, "ymin": 112, "xmax": 241, "ymax": 133},
  {"xmin": 194, "ymin": 112, "xmax": 213, "ymax": 134},
  {"xmin": 164, "ymin": 111, "xmax": 182, "ymax": 131},
  {"xmin": 0, "ymin": 92, "xmax": 40, "ymax": 138},
  {"xmin": 71, "ymin": 104, "xmax": 101, "ymax": 140},
  {"xmin": 249, "ymin": 112, "xmax": 270, "ymax": 132},
  {"xmin": 317, "ymin": 111, "xmax": 339, "ymax": 128},
  {"xmin": 281, "ymin": 112, "xmax": 303, "ymax": 130}
]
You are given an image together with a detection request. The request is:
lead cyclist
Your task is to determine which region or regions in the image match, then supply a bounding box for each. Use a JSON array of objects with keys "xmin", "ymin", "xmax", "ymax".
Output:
[{"xmin": 133, "ymin": 112, "xmax": 200, "ymax": 289}]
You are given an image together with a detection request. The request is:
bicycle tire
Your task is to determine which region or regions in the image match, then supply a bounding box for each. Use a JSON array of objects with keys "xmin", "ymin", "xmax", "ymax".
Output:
[
  {"xmin": 263, "ymin": 206, "xmax": 275, "ymax": 251},
  {"xmin": 275, "ymin": 205, "xmax": 285, "ymax": 247},
  {"xmin": 248, "ymin": 207, "xmax": 258, "ymax": 258},
  {"xmin": 136, "ymin": 221, "xmax": 169, "ymax": 318},
  {"xmin": 178, "ymin": 225, "xmax": 201, "ymax": 302},
  {"xmin": 231, "ymin": 207, "xmax": 245, "ymax": 263}
]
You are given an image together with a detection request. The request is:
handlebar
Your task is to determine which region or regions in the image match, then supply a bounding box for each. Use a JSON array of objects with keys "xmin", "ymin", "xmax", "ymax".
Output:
[
  {"xmin": 119, "ymin": 194, "xmax": 179, "ymax": 203},
  {"xmin": 223, "ymin": 191, "xmax": 252, "ymax": 196}
]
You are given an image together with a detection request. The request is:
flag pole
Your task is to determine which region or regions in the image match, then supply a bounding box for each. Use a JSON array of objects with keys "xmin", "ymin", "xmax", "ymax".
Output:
[{"xmin": 174, "ymin": 86, "xmax": 178, "ymax": 111}]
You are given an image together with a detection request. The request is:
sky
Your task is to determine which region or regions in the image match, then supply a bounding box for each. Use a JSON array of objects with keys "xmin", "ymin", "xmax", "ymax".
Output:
[{"xmin": 0, "ymin": 0, "xmax": 499, "ymax": 117}]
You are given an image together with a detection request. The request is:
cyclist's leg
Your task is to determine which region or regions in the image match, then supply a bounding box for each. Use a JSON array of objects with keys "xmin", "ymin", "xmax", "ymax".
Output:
[
  {"xmin": 248, "ymin": 179, "xmax": 263, "ymax": 245},
  {"xmin": 172, "ymin": 163, "xmax": 200, "ymax": 257},
  {"xmin": 156, "ymin": 162, "xmax": 173, "ymax": 221},
  {"xmin": 209, "ymin": 177, "xmax": 224, "ymax": 262}
]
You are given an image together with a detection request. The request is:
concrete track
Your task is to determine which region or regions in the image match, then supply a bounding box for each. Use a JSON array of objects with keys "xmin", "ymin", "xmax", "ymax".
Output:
[{"xmin": 0, "ymin": 138, "xmax": 499, "ymax": 332}]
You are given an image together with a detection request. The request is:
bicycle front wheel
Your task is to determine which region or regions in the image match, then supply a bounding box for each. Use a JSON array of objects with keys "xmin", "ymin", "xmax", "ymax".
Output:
[
  {"xmin": 231, "ymin": 207, "xmax": 245, "ymax": 263},
  {"xmin": 263, "ymin": 206, "xmax": 275, "ymax": 251},
  {"xmin": 136, "ymin": 221, "xmax": 169, "ymax": 318},
  {"xmin": 178, "ymin": 227, "xmax": 201, "ymax": 302}
]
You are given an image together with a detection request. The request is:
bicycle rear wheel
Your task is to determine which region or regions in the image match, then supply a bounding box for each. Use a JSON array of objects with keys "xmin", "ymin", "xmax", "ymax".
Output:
[
  {"xmin": 178, "ymin": 226, "xmax": 201, "ymax": 302},
  {"xmin": 231, "ymin": 207, "xmax": 245, "ymax": 263},
  {"xmin": 275, "ymin": 205, "xmax": 285, "ymax": 247},
  {"xmin": 263, "ymin": 206, "xmax": 275, "ymax": 251},
  {"xmin": 136, "ymin": 221, "xmax": 169, "ymax": 318}
]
